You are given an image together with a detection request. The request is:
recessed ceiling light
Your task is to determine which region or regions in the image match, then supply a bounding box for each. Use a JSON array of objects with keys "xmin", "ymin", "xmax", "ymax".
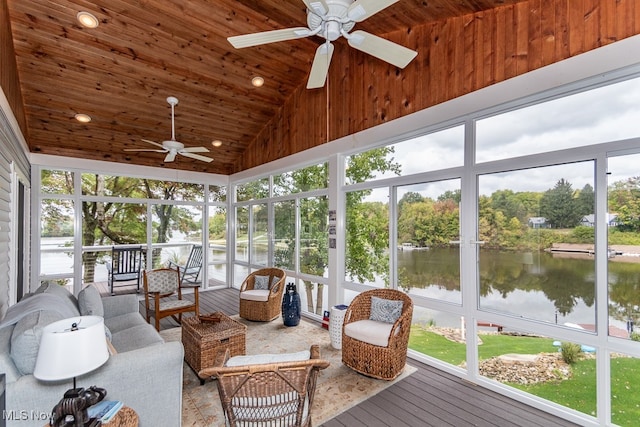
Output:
[
  {"xmin": 251, "ymin": 76, "xmax": 264, "ymax": 87},
  {"xmin": 74, "ymin": 113, "xmax": 91, "ymax": 123},
  {"xmin": 212, "ymin": 140, "xmax": 222, "ymax": 147},
  {"xmin": 77, "ymin": 11, "xmax": 99, "ymax": 29}
]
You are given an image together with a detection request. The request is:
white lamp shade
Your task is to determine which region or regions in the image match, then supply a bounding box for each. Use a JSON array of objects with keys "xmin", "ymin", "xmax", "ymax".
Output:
[{"xmin": 34, "ymin": 316, "xmax": 109, "ymax": 381}]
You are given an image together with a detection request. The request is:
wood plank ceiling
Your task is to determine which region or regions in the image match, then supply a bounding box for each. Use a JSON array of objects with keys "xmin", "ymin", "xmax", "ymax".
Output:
[{"xmin": 6, "ymin": 0, "xmax": 529, "ymax": 175}]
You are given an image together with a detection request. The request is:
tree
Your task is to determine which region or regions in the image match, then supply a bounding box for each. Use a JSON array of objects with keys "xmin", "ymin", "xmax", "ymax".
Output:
[
  {"xmin": 575, "ymin": 183, "xmax": 595, "ymax": 217},
  {"xmin": 345, "ymin": 147, "xmax": 401, "ymax": 284},
  {"xmin": 609, "ymin": 177, "xmax": 640, "ymax": 232},
  {"xmin": 41, "ymin": 171, "xmax": 205, "ymax": 283},
  {"xmin": 540, "ymin": 178, "xmax": 581, "ymax": 228}
]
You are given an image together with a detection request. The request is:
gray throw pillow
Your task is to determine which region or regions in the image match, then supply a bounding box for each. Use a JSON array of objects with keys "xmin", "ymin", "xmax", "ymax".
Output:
[
  {"xmin": 78, "ymin": 285, "xmax": 104, "ymax": 317},
  {"xmin": 254, "ymin": 275, "xmax": 270, "ymax": 290},
  {"xmin": 11, "ymin": 310, "xmax": 64, "ymax": 375},
  {"xmin": 369, "ymin": 296, "xmax": 404, "ymax": 324}
]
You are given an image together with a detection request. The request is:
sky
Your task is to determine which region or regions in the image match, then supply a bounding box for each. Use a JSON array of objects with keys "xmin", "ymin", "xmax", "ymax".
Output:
[{"xmin": 357, "ymin": 75, "xmax": 640, "ymax": 202}]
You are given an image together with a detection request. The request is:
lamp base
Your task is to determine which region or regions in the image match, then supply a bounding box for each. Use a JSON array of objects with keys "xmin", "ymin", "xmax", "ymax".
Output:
[{"xmin": 50, "ymin": 386, "xmax": 106, "ymax": 427}]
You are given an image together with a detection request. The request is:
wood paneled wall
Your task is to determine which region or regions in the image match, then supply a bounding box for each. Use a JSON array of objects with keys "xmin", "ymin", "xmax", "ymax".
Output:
[
  {"xmin": 0, "ymin": 0, "xmax": 26, "ymax": 135},
  {"xmin": 233, "ymin": 0, "xmax": 640, "ymax": 173}
]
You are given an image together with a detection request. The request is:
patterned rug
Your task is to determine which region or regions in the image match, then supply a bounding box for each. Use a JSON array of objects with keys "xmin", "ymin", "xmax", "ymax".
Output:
[{"xmin": 160, "ymin": 316, "xmax": 416, "ymax": 426}]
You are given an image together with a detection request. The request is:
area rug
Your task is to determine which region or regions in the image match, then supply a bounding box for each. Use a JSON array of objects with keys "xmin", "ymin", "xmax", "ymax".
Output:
[{"xmin": 160, "ymin": 316, "xmax": 416, "ymax": 426}]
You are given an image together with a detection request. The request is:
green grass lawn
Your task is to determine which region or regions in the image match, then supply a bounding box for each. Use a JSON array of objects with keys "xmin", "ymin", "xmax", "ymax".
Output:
[{"xmin": 409, "ymin": 327, "xmax": 640, "ymax": 426}]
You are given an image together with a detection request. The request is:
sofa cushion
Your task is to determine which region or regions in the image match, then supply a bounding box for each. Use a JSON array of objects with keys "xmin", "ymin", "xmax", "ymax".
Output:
[
  {"xmin": 10, "ymin": 310, "xmax": 65, "ymax": 375},
  {"xmin": 35, "ymin": 281, "xmax": 81, "ymax": 316},
  {"xmin": 78, "ymin": 285, "xmax": 104, "ymax": 317},
  {"xmin": 0, "ymin": 326, "xmax": 20, "ymax": 382},
  {"xmin": 104, "ymin": 312, "xmax": 147, "ymax": 334},
  {"xmin": 110, "ymin": 323, "xmax": 164, "ymax": 352}
]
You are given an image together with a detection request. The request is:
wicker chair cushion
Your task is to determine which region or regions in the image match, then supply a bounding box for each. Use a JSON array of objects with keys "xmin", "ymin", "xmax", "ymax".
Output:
[
  {"xmin": 239, "ymin": 289, "xmax": 270, "ymax": 302},
  {"xmin": 254, "ymin": 275, "xmax": 270, "ymax": 290},
  {"xmin": 344, "ymin": 319, "xmax": 394, "ymax": 347},
  {"xmin": 369, "ymin": 296, "xmax": 404, "ymax": 324},
  {"xmin": 226, "ymin": 349, "xmax": 310, "ymax": 367}
]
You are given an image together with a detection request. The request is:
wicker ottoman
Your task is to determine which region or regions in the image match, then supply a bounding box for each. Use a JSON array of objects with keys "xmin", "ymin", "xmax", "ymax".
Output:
[{"xmin": 182, "ymin": 312, "xmax": 247, "ymax": 384}]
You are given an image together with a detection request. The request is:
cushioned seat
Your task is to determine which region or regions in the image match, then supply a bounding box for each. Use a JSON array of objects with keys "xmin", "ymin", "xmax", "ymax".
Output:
[
  {"xmin": 341, "ymin": 288, "xmax": 413, "ymax": 380},
  {"xmin": 199, "ymin": 345, "xmax": 329, "ymax": 427},
  {"xmin": 143, "ymin": 268, "xmax": 200, "ymax": 331},
  {"xmin": 239, "ymin": 268, "xmax": 286, "ymax": 321},
  {"xmin": 344, "ymin": 319, "xmax": 394, "ymax": 347}
]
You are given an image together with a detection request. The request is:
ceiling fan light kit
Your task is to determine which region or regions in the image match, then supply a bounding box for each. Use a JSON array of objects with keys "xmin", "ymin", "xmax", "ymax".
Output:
[
  {"xmin": 227, "ymin": 0, "xmax": 417, "ymax": 89},
  {"xmin": 124, "ymin": 97, "xmax": 214, "ymax": 164}
]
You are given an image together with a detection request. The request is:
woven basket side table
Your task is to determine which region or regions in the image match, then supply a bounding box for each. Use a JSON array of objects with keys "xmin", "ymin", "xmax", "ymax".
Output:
[{"xmin": 182, "ymin": 312, "xmax": 247, "ymax": 384}]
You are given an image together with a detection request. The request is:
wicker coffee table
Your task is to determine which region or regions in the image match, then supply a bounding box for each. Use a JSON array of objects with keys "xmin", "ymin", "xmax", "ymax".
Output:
[{"xmin": 182, "ymin": 312, "xmax": 247, "ymax": 384}]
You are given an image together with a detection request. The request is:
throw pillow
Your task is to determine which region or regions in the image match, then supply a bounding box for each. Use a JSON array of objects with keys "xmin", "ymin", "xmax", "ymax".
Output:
[
  {"xmin": 254, "ymin": 275, "xmax": 270, "ymax": 290},
  {"xmin": 10, "ymin": 310, "xmax": 64, "ymax": 375},
  {"xmin": 78, "ymin": 285, "xmax": 104, "ymax": 317},
  {"xmin": 369, "ymin": 296, "xmax": 404, "ymax": 324},
  {"xmin": 35, "ymin": 281, "xmax": 80, "ymax": 312},
  {"xmin": 270, "ymin": 276, "xmax": 280, "ymax": 288}
]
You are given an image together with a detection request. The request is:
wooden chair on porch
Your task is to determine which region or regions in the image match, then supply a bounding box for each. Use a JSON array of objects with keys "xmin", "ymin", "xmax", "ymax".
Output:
[
  {"xmin": 143, "ymin": 268, "xmax": 199, "ymax": 331},
  {"xmin": 168, "ymin": 244, "xmax": 204, "ymax": 285},
  {"xmin": 106, "ymin": 246, "xmax": 144, "ymax": 295}
]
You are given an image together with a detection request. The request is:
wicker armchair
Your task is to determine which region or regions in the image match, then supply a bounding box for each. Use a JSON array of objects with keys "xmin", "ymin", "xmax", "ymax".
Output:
[
  {"xmin": 199, "ymin": 345, "xmax": 329, "ymax": 427},
  {"xmin": 239, "ymin": 268, "xmax": 286, "ymax": 321},
  {"xmin": 341, "ymin": 288, "xmax": 413, "ymax": 380}
]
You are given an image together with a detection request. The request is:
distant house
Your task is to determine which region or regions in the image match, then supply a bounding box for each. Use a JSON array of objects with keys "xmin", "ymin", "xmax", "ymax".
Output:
[
  {"xmin": 528, "ymin": 217, "xmax": 550, "ymax": 229},
  {"xmin": 580, "ymin": 213, "xmax": 618, "ymax": 227}
]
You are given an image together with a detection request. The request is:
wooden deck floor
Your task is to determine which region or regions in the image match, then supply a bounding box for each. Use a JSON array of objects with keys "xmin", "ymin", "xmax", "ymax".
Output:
[{"xmin": 102, "ymin": 285, "xmax": 579, "ymax": 427}]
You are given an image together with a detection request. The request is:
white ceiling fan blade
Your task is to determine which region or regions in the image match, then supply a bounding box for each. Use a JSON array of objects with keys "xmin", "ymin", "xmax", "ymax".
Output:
[
  {"xmin": 307, "ymin": 42, "xmax": 334, "ymax": 89},
  {"xmin": 141, "ymin": 139, "xmax": 165, "ymax": 149},
  {"xmin": 348, "ymin": 0, "xmax": 398, "ymax": 22},
  {"xmin": 164, "ymin": 151, "xmax": 177, "ymax": 162},
  {"xmin": 180, "ymin": 152, "xmax": 214, "ymax": 163},
  {"xmin": 301, "ymin": 0, "xmax": 328, "ymax": 15},
  {"xmin": 181, "ymin": 146, "xmax": 209, "ymax": 153},
  {"xmin": 228, "ymin": 27, "xmax": 312, "ymax": 48},
  {"xmin": 347, "ymin": 30, "xmax": 417, "ymax": 68},
  {"xmin": 123, "ymin": 148, "xmax": 166, "ymax": 152}
]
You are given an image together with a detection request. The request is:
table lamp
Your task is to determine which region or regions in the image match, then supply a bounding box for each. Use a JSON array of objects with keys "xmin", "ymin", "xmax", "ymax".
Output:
[{"xmin": 34, "ymin": 316, "xmax": 110, "ymax": 427}]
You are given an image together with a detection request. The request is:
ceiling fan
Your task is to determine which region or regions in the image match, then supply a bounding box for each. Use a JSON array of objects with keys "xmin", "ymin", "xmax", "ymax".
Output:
[
  {"xmin": 228, "ymin": 0, "xmax": 418, "ymax": 89},
  {"xmin": 124, "ymin": 96, "xmax": 213, "ymax": 163}
]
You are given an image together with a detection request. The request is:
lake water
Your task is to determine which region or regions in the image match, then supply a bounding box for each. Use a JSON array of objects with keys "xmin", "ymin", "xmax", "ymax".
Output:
[{"xmin": 399, "ymin": 247, "xmax": 637, "ymax": 332}]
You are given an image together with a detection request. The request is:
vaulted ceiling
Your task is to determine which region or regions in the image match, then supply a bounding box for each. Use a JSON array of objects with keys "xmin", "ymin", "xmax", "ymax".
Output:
[{"xmin": 3, "ymin": 1, "xmax": 635, "ymax": 175}]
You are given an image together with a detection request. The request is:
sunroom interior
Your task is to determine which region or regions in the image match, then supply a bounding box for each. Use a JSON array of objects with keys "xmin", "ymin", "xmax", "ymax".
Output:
[{"xmin": 2, "ymin": 1, "xmax": 640, "ymax": 426}]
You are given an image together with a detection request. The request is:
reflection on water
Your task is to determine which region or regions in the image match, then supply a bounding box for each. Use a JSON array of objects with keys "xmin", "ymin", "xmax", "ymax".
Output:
[{"xmin": 400, "ymin": 247, "xmax": 638, "ymax": 332}]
